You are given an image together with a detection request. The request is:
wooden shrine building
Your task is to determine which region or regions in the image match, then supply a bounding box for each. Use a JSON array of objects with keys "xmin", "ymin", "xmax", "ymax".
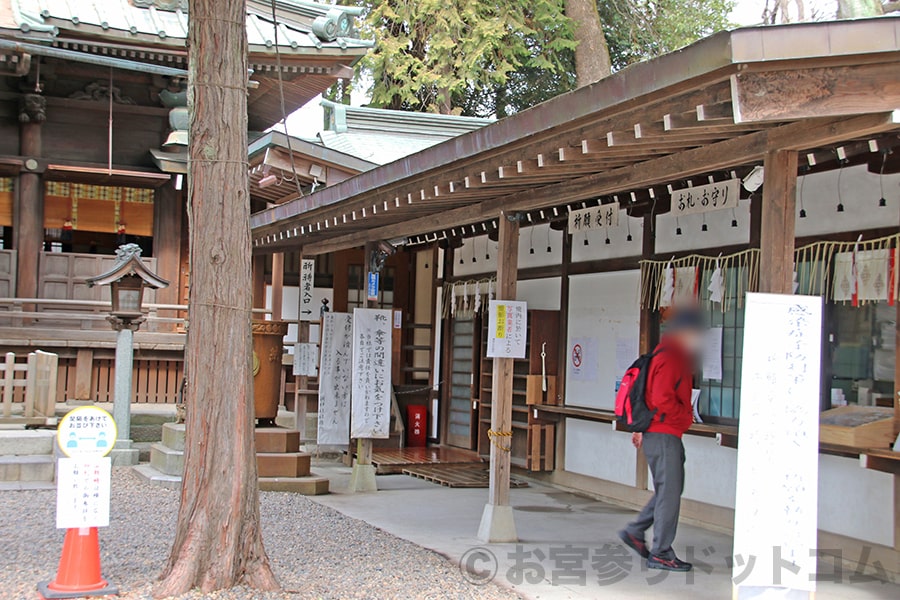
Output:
[
  {"xmin": 251, "ymin": 19, "xmax": 900, "ymax": 575},
  {"xmin": 0, "ymin": 0, "xmax": 369, "ymax": 402}
]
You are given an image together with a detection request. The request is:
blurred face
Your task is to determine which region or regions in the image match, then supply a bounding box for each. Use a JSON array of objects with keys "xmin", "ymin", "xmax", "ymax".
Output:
[{"xmin": 672, "ymin": 328, "xmax": 703, "ymax": 358}]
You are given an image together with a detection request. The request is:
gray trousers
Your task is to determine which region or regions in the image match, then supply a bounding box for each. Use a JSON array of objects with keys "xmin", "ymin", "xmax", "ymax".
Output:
[{"xmin": 624, "ymin": 432, "xmax": 685, "ymax": 559}]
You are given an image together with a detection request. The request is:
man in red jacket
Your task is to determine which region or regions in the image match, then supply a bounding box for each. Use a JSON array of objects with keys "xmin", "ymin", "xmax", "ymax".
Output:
[{"xmin": 619, "ymin": 309, "xmax": 703, "ymax": 572}]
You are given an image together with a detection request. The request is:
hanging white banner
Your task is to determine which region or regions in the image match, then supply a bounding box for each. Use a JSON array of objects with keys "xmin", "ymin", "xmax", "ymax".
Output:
[
  {"xmin": 568, "ymin": 202, "xmax": 620, "ymax": 233},
  {"xmin": 671, "ymin": 179, "xmax": 740, "ymax": 217},
  {"xmin": 350, "ymin": 308, "xmax": 393, "ymax": 439},
  {"xmin": 317, "ymin": 312, "xmax": 353, "ymax": 445}
]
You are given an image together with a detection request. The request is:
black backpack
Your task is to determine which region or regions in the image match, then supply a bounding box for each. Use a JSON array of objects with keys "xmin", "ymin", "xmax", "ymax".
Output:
[{"xmin": 614, "ymin": 348, "xmax": 664, "ymax": 433}]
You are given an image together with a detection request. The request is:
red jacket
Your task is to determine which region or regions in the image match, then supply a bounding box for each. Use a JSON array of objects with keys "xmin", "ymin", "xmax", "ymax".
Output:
[{"xmin": 645, "ymin": 337, "xmax": 695, "ymax": 437}]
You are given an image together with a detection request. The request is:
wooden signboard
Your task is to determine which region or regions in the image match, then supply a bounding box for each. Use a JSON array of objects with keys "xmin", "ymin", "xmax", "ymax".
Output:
[{"xmin": 350, "ymin": 308, "xmax": 392, "ymax": 439}]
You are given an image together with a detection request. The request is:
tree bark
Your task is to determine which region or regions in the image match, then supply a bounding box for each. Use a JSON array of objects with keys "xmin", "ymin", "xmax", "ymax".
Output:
[
  {"xmin": 565, "ymin": 0, "xmax": 612, "ymax": 87},
  {"xmin": 837, "ymin": 0, "xmax": 884, "ymax": 17},
  {"xmin": 154, "ymin": 0, "xmax": 279, "ymax": 596}
]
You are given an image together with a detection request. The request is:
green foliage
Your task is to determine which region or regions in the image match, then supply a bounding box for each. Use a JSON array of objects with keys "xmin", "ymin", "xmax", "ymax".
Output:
[
  {"xmin": 599, "ymin": 1, "xmax": 735, "ymax": 70},
  {"xmin": 358, "ymin": 0, "xmax": 575, "ymax": 115},
  {"xmin": 358, "ymin": 0, "xmax": 734, "ymax": 116}
]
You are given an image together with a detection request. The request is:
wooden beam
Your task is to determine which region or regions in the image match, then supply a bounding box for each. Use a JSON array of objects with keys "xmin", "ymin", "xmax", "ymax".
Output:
[
  {"xmin": 252, "ymin": 255, "xmax": 267, "ymax": 309},
  {"xmin": 152, "ymin": 181, "xmax": 183, "ymax": 310},
  {"xmin": 636, "ymin": 212, "xmax": 657, "ymax": 490},
  {"xmin": 15, "ymin": 120, "xmax": 42, "ymax": 302},
  {"xmin": 292, "ymin": 112, "xmax": 899, "ymax": 256},
  {"xmin": 758, "ymin": 150, "xmax": 798, "ymax": 294},
  {"xmin": 480, "ymin": 210, "xmax": 520, "ymax": 542},
  {"xmin": 732, "ymin": 63, "xmax": 900, "ymax": 123}
]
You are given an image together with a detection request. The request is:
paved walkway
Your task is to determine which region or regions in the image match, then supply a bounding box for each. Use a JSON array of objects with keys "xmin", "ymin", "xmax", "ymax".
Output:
[{"xmin": 311, "ymin": 463, "xmax": 898, "ymax": 600}]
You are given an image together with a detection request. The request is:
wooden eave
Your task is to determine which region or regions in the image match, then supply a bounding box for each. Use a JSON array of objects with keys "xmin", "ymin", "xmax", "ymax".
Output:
[{"xmin": 249, "ymin": 18, "xmax": 900, "ymax": 256}]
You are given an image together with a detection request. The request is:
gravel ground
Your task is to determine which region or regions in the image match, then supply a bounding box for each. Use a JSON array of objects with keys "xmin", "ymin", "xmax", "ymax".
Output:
[{"xmin": 1, "ymin": 468, "xmax": 521, "ymax": 600}]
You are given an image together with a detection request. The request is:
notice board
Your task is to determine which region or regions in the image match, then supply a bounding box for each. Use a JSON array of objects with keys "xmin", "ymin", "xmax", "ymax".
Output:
[
  {"xmin": 733, "ymin": 293, "xmax": 822, "ymax": 598},
  {"xmin": 317, "ymin": 312, "xmax": 353, "ymax": 445},
  {"xmin": 350, "ymin": 308, "xmax": 393, "ymax": 439}
]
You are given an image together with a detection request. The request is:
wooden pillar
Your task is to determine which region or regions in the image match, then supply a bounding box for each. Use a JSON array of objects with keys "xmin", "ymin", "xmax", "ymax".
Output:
[
  {"xmin": 636, "ymin": 211, "xmax": 658, "ymax": 490},
  {"xmin": 758, "ymin": 150, "xmax": 798, "ymax": 294},
  {"xmin": 251, "ymin": 254, "xmax": 267, "ymax": 310},
  {"xmin": 152, "ymin": 181, "xmax": 183, "ymax": 317},
  {"xmin": 15, "ymin": 120, "xmax": 43, "ymax": 300},
  {"xmin": 478, "ymin": 211, "xmax": 520, "ymax": 543},
  {"xmin": 270, "ymin": 252, "xmax": 284, "ymax": 321}
]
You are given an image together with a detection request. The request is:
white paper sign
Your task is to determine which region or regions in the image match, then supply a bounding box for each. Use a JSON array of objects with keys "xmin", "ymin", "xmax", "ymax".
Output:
[
  {"xmin": 298, "ymin": 259, "xmax": 316, "ymax": 321},
  {"xmin": 702, "ymin": 327, "xmax": 723, "ymax": 381},
  {"xmin": 568, "ymin": 202, "xmax": 619, "ymax": 233},
  {"xmin": 615, "ymin": 336, "xmax": 638, "ymax": 373},
  {"xmin": 293, "ymin": 342, "xmax": 318, "ymax": 377},
  {"xmin": 487, "ymin": 300, "xmax": 527, "ymax": 358},
  {"xmin": 670, "ymin": 178, "xmax": 739, "ymax": 217},
  {"xmin": 570, "ymin": 337, "xmax": 599, "ymax": 382},
  {"xmin": 350, "ymin": 308, "xmax": 393, "ymax": 439},
  {"xmin": 56, "ymin": 457, "xmax": 111, "ymax": 529},
  {"xmin": 733, "ymin": 293, "xmax": 822, "ymax": 597},
  {"xmin": 317, "ymin": 312, "xmax": 353, "ymax": 445}
]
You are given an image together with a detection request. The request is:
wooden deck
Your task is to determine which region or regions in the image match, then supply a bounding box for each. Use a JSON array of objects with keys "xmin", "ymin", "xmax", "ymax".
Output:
[
  {"xmin": 347, "ymin": 446, "xmax": 483, "ymax": 474},
  {"xmin": 402, "ymin": 463, "xmax": 529, "ymax": 489}
]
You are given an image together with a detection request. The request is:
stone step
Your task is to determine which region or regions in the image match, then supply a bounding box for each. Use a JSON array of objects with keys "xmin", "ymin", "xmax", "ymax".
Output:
[
  {"xmin": 161, "ymin": 423, "xmax": 186, "ymax": 451},
  {"xmin": 0, "ymin": 430, "xmax": 56, "ymax": 456},
  {"xmin": 133, "ymin": 464, "xmax": 182, "ymax": 491},
  {"xmin": 259, "ymin": 475, "xmax": 329, "ymax": 495},
  {"xmin": 255, "ymin": 428, "xmax": 300, "ymax": 454},
  {"xmin": 0, "ymin": 455, "xmax": 55, "ymax": 482},
  {"xmin": 149, "ymin": 443, "xmax": 184, "ymax": 476},
  {"xmin": 257, "ymin": 452, "xmax": 310, "ymax": 478}
]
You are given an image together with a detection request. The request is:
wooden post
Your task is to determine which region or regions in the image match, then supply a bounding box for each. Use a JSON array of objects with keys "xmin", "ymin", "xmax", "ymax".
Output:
[
  {"xmin": 153, "ymin": 181, "xmax": 183, "ymax": 306},
  {"xmin": 758, "ymin": 150, "xmax": 798, "ymax": 294},
  {"xmin": 478, "ymin": 211, "xmax": 520, "ymax": 543},
  {"xmin": 15, "ymin": 118, "xmax": 43, "ymax": 302},
  {"xmin": 251, "ymin": 255, "xmax": 267, "ymax": 310},
  {"xmin": 73, "ymin": 348, "xmax": 94, "ymax": 402},
  {"xmin": 271, "ymin": 252, "xmax": 284, "ymax": 321},
  {"xmin": 348, "ymin": 242, "xmax": 378, "ymax": 492},
  {"xmin": 636, "ymin": 211, "xmax": 658, "ymax": 490}
]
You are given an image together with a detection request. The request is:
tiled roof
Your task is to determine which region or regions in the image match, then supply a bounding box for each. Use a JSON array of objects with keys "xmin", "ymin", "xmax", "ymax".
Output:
[
  {"xmin": 3, "ymin": 0, "xmax": 372, "ymax": 52},
  {"xmin": 314, "ymin": 100, "xmax": 493, "ymax": 165}
]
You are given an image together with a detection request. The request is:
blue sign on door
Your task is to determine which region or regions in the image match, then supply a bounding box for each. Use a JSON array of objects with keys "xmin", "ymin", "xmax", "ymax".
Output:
[{"xmin": 367, "ymin": 271, "xmax": 379, "ymax": 302}]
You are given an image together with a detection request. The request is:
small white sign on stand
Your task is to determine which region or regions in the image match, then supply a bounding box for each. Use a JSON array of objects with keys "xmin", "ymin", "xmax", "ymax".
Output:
[
  {"xmin": 733, "ymin": 293, "xmax": 822, "ymax": 599},
  {"xmin": 293, "ymin": 342, "xmax": 318, "ymax": 377},
  {"xmin": 487, "ymin": 300, "xmax": 527, "ymax": 359},
  {"xmin": 55, "ymin": 406, "xmax": 116, "ymax": 530},
  {"xmin": 350, "ymin": 308, "xmax": 393, "ymax": 439}
]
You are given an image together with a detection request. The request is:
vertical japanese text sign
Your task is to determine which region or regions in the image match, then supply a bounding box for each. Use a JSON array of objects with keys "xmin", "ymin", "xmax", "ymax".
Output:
[
  {"xmin": 733, "ymin": 293, "xmax": 822, "ymax": 598},
  {"xmin": 299, "ymin": 258, "xmax": 316, "ymax": 321},
  {"xmin": 317, "ymin": 312, "xmax": 353, "ymax": 445},
  {"xmin": 487, "ymin": 300, "xmax": 527, "ymax": 359},
  {"xmin": 367, "ymin": 272, "xmax": 380, "ymax": 302},
  {"xmin": 55, "ymin": 406, "xmax": 116, "ymax": 529},
  {"xmin": 350, "ymin": 308, "xmax": 393, "ymax": 438}
]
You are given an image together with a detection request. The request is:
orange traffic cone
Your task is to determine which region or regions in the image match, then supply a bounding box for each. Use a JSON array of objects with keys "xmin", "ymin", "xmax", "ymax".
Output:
[{"xmin": 38, "ymin": 527, "xmax": 118, "ymax": 599}]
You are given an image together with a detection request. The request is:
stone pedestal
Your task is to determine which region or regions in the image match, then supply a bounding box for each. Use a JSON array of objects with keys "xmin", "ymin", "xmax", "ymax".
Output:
[
  {"xmin": 348, "ymin": 464, "xmax": 378, "ymax": 493},
  {"xmin": 477, "ymin": 503, "xmax": 518, "ymax": 543}
]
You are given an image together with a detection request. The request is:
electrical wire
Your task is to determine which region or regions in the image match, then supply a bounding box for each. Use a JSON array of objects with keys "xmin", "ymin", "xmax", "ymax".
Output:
[{"xmin": 269, "ymin": 0, "xmax": 304, "ymax": 201}]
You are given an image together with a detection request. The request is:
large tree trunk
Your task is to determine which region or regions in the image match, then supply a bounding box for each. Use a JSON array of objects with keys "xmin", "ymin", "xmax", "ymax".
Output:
[
  {"xmin": 565, "ymin": 0, "xmax": 612, "ymax": 87},
  {"xmin": 837, "ymin": 0, "xmax": 884, "ymax": 17},
  {"xmin": 154, "ymin": 0, "xmax": 279, "ymax": 596}
]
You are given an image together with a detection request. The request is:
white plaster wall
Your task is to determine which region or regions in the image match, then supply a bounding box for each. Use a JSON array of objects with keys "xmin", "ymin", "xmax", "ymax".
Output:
[
  {"xmin": 517, "ymin": 277, "xmax": 561, "ymax": 310},
  {"xmin": 681, "ymin": 436, "xmax": 738, "ymax": 509},
  {"xmin": 656, "ymin": 198, "xmax": 752, "ymax": 254},
  {"xmin": 817, "ymin": 453, "xmax": 894, "ymax": 547},
  {"xmin": 565, "ymin": 270, "xmax": 641, "ymax": 410},
  {"xmin": 564, "ymin": 418, "xmax": 637, "ymax": 486},
  {"xmin": 794, "ymin": 163, "xmax": 900, "ymax": 237},
  {"xmin": 453, "ymin": 223, "xmax": 563, "ymax": 277},
  {"xmin": 571, "ymin": 209, "xmax": 644, "ymax": 262}
]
